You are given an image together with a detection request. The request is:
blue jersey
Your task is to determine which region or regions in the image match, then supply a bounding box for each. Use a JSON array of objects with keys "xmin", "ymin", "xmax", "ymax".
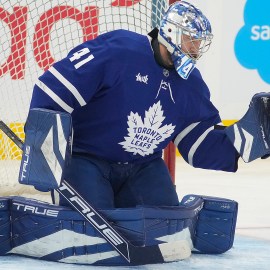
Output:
[{"xmin": 30, "ymin": 29, "xmax": 238, "ymax": 171}]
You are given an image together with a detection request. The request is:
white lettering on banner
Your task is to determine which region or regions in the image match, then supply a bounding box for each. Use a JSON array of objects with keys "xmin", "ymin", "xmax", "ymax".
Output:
[
  {"xmin": 119, "ymin": 101, "xmax": 175, "ymax": 156},
  {"xmin": 251, "ymin": 25, "xmax": 270, "ymax": 40},
  {"xmin": 13, "ymin": 202, "xmax": 59, "ymax": 217},
  {"xmin": 59, "ymin": 182, "xmax": 124, "ymax": 246}
]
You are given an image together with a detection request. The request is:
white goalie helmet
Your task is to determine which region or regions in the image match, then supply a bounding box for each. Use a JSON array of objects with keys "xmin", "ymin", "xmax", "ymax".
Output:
[{"xmin": 158, "ymin": 1, "xmax": 213, "ymax": 79}]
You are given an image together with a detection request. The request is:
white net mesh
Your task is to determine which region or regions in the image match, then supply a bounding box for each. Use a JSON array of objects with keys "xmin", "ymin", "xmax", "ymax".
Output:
[{"xmin": 0, "ymin": 0, "xmax": 169, "ymax": 196}]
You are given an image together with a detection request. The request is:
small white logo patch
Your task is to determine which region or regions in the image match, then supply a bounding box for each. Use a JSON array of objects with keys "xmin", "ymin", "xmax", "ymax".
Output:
[
  {"xmin": 136, "ymin": 73, "xmax": 148, "ymax": 84},
  {"xmin": 119, "ymin": 101, "xmax": 175, "ymax": 156}
]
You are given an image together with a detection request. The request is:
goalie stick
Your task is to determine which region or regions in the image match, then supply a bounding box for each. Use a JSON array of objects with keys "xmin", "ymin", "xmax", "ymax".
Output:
[{"xmin": 0, "ymin": 120, "xmax": 194, "ymax": 265}]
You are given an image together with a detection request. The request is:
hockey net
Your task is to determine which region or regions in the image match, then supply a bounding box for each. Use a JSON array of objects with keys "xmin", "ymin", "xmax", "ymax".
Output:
[{"xmin": 0, "ymin": 0, "xmax": 176, "ymax": 198}]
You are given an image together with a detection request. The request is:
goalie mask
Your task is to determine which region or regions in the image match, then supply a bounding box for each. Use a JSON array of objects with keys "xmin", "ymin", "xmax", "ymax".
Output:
[{"xmin": 158, "ymin": 1, "xmax": 213, "ymax": 79}]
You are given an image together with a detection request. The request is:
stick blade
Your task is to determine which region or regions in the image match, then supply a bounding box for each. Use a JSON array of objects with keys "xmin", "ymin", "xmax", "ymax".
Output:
[{"xmin": 129, "ymin": 240, "xmax": 191, "ymax": 265}]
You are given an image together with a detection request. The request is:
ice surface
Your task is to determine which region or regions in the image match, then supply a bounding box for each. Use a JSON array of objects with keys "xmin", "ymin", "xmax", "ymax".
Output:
[{"xmin": 1, "ymin": 236, "xmax": 269, "ymax": 270}]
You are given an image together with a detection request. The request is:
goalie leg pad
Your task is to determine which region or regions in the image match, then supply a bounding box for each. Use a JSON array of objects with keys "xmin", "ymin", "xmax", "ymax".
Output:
[
  {"xmin": 0, "ymin": 198, "xmax": 12, "ymax": 255},
  {"xmin": 226, "ymin": 92, "xmax": 270, "ymax": 162},
  {"xmin": 181, "ymin": 195, "xmax": 238, "ymax": 254},
  {"xmin": 1, "ymin": 195, "xmax": 205, "ymax": 265},
  {"xmin": 19, "ymin": 108, "xmax": 73, "ymax": 191}
]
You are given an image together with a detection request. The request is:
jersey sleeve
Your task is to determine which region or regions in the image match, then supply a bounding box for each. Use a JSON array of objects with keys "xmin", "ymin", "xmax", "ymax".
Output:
[
  {"xmin": 174, "ymin": 117, "xmax": 239, "ymax": 172},
  {"xmin": 30, "ymin": 33, "xmax": 113, "ymax": 113},
  {"xmin": 173, "ymin": 71, "xmax": 239, "ymax": 172}
]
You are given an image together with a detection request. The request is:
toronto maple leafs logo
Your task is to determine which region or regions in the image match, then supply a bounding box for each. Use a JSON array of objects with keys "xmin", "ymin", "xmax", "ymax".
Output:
[{"xmin": 119, "ymin": 101, "xmax": 175, "ymax": 156}]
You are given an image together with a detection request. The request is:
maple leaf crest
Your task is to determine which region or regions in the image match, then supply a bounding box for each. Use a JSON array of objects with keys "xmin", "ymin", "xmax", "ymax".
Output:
[{"xmin": 119, "ymin": 101, "xmax": 175, "ymax": 156}]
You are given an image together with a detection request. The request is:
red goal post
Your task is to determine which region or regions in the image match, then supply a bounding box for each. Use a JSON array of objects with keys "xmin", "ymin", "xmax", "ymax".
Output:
[{"xmin": 163, "ymin": 0, "xmax": 178, "ymax": 183}]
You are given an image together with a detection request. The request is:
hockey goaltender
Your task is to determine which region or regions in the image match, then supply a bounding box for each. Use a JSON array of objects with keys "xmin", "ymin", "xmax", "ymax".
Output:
[{"xmin": 1, "ymin": 1, "xmax": 269, "ymax": 266}]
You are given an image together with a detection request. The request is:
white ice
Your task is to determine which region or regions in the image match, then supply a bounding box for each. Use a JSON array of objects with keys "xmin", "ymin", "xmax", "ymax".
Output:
[{"xmin": 1, "ymin": 157, "xmax": 270, "ymax": 269}]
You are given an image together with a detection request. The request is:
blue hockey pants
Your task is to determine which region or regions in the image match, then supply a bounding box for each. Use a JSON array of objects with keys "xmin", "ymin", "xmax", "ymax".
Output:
[{"xmin": 57, "ymin": 153, "xmax": 179, "ymax": 209}]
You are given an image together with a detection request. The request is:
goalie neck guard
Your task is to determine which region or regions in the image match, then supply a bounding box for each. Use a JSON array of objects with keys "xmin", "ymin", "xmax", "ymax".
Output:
[{"xmin": 158, "ymin": 1, "xmax": 213, "ymax": 79}]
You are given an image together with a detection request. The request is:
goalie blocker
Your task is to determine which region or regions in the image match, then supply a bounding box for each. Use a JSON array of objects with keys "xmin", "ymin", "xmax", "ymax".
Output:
[
  {"xmin": 0, "ymin": 194, "xmax": 238, "ymax": 266},
  {"xmin": 19, "ymin": 108, "xmax": 73, "ymax": 191}
]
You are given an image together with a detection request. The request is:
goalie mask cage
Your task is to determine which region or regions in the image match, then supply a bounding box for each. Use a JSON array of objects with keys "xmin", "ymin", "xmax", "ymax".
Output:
[{"xmin": 0, "ymin": 0, "xmax": 177, "ymax": 197}]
